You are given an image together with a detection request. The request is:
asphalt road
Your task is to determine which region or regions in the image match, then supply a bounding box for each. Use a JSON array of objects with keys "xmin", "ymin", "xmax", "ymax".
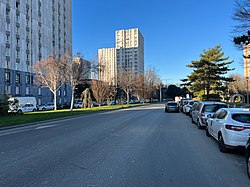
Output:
[{"xmin": 0, "ymin": 104, "xmax": 249, "ymax": 187}]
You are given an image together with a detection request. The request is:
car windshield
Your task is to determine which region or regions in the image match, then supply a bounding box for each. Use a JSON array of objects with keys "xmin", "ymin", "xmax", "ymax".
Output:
[
  {"xmin": 203, "ymin": 104, "xmax": 227, "ymax": 112},
  {"xmin": 232, "ymin": 114, "xmax": 250, "ymax": 123},
  {"xmin": 168, "ymin": 103, "xmax": 177, "ymax": 106}
]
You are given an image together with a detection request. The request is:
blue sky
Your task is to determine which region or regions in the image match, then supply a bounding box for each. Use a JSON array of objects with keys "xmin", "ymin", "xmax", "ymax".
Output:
[{"xmin": 72, "ymin": 0, "xmax": 243, "ymax": 84}]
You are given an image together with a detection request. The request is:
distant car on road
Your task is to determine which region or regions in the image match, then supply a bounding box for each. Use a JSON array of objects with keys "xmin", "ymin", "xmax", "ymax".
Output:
[
  {"xmin": 191, "ymin": 101, "xmax": 227, "ymax": 129},
  {"xmin": 206, "ymin": 108, "xmax": 250, "ymax": 152},
  {"xmin": 73, "ymin": 102, "xmax": 82, "ymax": 108},
  {"xmin": 165, "ymin": 101, "xmax": 179, "ymax": 113}
]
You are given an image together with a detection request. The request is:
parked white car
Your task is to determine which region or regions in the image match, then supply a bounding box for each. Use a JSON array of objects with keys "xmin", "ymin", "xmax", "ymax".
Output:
[
  {"xmin": 9, "ymin": 103, "xmax": 36, "ymax": 114},
  {"xmin": 37, "ymin": 103, "xmax": 54, "ymax": 111},
  {"xmin": 183, "ymin": 100, "xmax": 196, "ymax": 115},
  {"xmin": 206, "ymin": 108, "xmax": 250, "ymax": 152}
]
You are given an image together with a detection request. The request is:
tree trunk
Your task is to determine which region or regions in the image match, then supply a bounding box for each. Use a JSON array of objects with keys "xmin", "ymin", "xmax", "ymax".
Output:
[
  {"xmin": 70, "ymin": 85, "xmax": 75, "ymax": 111},
  {"xmin": 53, "ymin": 91, "xmax": 57, "ymax": 111},
  {"xmin": 126, "ymin": 91, "xmax": 130, "ymax": 104}
]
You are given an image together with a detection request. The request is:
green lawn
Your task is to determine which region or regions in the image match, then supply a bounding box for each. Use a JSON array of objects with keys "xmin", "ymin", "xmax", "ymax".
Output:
[{"xmin": 0, "ymin": 104, "xmax": 144, "ymax": 128}]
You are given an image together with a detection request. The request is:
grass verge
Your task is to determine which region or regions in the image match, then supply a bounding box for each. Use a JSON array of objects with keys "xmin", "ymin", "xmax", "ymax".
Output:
[{"xmin": 0, "ymin": 104, "xmax": 144, "ymax": 128}]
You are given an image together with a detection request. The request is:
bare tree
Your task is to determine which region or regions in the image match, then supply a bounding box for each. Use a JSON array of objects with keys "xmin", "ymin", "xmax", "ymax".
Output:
[
  {"xmin": 233, "ymin": 0, "xmax": 250, "ymax": 34},
  {"xmin": 134, "ymin": 75, "xmax": 144, "ymax": 102},
  {"xmin": 91, "ymin": 79, "xmax": 111, "ymax": 106},
  {"xmin": 117, "ymin": 68, "xmax": 135, "ymax": 103},
  {"xmin": 144, "ymin": 67, "xmax": 162, "ymax": 101},
  {"xmin": 228, "ymin": 73, "xmax": 249, "ymax": 94},
  {"xmin": 68, "ymin": 53, "xmax": 92, "ymax": 111},
  {"xmin": 34, "ymin": 55, "xmax": 68, "ymax": 110}
]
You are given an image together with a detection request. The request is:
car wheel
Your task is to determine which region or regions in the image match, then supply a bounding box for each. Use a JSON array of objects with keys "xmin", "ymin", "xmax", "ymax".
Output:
[
  {"xmin": 198, "ymin": 120, "xmax": 202, "ymax": 129},
  {"xmin": 32, "ymin": 109, "xmax": 36, "ymax": 112},
  {"xmin": 247, "ymin": 153, "xmax": 250, "ymax": 179},
  {"xmin": 218, "ymin": 134, "xmax": 228, "ymax": 153},
  {"xmin": 191, "ymin": 116, "xmax": 195, "ymax": 123},
  {"xmin": 206, "ymin": 126, "xmax": 211, "ymax": 137},
  {"xmin": 17, "ymin": 110, "xmax": 23, "ymax": 115},
  {"xmin": 42, "ymin": 108, "xmax": 45, "ymax": 111}
]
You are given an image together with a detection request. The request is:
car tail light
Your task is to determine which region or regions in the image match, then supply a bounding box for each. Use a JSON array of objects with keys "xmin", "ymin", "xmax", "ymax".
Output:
[
  {"xmin": 200, "ymin": 113, "xmax": 205, "ymax": 117},
  {"xmin": 225, "ymin": 125, "xmax": 250, "ymax": 131}
]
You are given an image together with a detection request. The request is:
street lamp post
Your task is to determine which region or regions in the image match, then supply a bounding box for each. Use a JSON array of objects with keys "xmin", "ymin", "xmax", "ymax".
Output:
[{"xmin": 247, "ymin": 77, "xmax": 249, "ymax": 105}]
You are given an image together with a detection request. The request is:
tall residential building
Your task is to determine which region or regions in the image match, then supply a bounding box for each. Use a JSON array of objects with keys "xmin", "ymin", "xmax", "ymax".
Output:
[
  {"xmin": 98, "ymin": 28, "xmax": 144, "ymax": 84},
  {"xmin": 116, "ymin": 28, "xmax": 144, "ymax": 75},
  {"xmin": 98, "ymin": 48, "xmax": 116, "ymax": 84},
  {"xmin": 0, "ymin": 0, "xmax": 72, "ymax": 105}
]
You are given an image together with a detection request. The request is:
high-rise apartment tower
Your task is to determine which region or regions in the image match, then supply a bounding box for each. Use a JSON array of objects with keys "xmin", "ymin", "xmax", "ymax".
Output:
[
  {"xmin": 0, "ymin": 0, "xmax": 72, "ymax": 105},
  {"xmin": 98, "ymin": 28, "xmax": 144, "ymax": 84}
]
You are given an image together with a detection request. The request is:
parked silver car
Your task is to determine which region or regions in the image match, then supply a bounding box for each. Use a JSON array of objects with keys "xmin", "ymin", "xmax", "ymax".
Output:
[{"xmin": 191, "ymin": 101, "xmax": 228, "ymax": 129}]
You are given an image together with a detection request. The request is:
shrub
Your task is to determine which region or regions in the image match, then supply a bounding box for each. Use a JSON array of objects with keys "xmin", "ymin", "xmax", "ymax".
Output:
[{"xmin": 0, "ymin": 92, "xmax": 9, "ymax": 115}]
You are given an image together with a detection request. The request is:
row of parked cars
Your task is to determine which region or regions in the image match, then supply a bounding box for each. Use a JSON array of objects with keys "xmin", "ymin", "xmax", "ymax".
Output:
[{"xmin": 165, "ymin": 99, "xmax": 250, "ymax": 178}]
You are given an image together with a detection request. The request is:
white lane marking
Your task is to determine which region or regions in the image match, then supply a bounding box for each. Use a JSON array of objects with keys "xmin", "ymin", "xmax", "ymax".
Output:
[
  {"xmin": 35, "ymin": 125, "xmax": 56, "ymax": 130},
  {"xmin": 0, "ymin": 129, "xmax": 33, "ymax": 137}
]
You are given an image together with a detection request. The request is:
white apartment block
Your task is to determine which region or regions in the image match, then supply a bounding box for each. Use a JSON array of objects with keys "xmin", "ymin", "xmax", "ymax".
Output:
[
  {"xmin": 0, "ymin": 0, "xmax": 72, "ymax": 104},
  {"xmin": 98, "ymin": 28, "xmax": 144, "ymax": 84},
  {"xmin": 98, "ymin": 48, "xmax": 116, "ymax": 84}
]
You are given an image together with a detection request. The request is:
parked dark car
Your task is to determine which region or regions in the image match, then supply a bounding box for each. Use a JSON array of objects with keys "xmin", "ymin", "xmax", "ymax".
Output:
[
  {"xmin": 165, "ymin": 101, "xmax": 179, "ymax": 113},
  {"xmin": 246, "ymin": 137, "xmax": 250, "ymax": 179},
  {"xmin": 61, "ymin": 102, "xmax": 71, "ymax": 109}
]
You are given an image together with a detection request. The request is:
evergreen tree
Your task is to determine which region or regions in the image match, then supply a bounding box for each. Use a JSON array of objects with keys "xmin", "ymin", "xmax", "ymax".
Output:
[{"xmin": 185, "ymin": 45, "xmax": 234, "ymax": 100}]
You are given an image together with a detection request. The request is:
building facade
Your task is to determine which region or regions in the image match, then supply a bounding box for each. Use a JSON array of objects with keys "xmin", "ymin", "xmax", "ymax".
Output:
[
  {"xmin": 0, "ymin": 0, "xmax": 72, "ymax": 105},
  {"xmin": 98, "ymin": 28, "xmax": 144, "ymax": 84},
  {"xmin": 98, "ymin": 48, "xmax": 116, "ymax": 84},
  {"xmin": 116, "ymin": 28, "xmax": 144, "ymax": 76}
]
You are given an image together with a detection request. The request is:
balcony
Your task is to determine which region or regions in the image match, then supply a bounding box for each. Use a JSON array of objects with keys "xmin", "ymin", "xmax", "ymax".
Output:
[
  {"xmin": 6, "ymin": 4, "xmax": 10, "ymax": 11},
  {"xmin": 16, "ymin": 34, "xmax": 20, "ymax": 39},
  {"xmin": 16, "ymin": 45, "xmax": 20, "ymax": 51},
  {"xmin": 6, "ymin": 42, "xmax": 10, "ymax": 48},
  {"xmin": 6, "ymin": 56, "xmax": 10, "ymax": 61},
  {"xmin": 16, "ymin": 9, "xmax": 20, "ymax": 16},
  {"xmin": 16, "ymin": 58, "xmax": 20, "ymax": 63},
  {"xmin": 16, "ymin": 22, "xmax": 20, "ymax": 27},
  {"xmin": 26, "ymin": 26, "xmax": 30, "ymax": 32},
  {"xmin": 6, "ymin": 16, "xmax": 10, "ymax": 23}
]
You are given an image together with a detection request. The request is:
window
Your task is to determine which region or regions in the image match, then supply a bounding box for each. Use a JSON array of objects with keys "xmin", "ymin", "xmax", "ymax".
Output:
[
  {"xmin": 5, "ymin": 85, "xmax": 11, "ymax": 94},
  {"xmin": 25, "ymin": 87, "xmax": 30, "ymax": 95},
  {"xmin": 6, "ymin": 60, "xmax": 10, "ymax": 68},
  {"xmin": 26, "ymin": 75, "xmax": 30, "ymax": 84},
  {"xmin": 16, "ymin": 73, "xmax": 20, "ymax": 83},
  {"xmin": 232, "ymin": 113, "xmax": 250, "ymax": 123},
  {"xmin": 5, "ymin": 72, "xmax": 10, "ymax": 82},
  {"xmin": 6, "ymin": 22, "xmax": 10, "ymax": 31},
  {"xmin": 38, "ymin": 87, "xmax": 42, "ymax": 95},
  {"xmin": 15, "ymin": 86, "xmax": 20, "ymax": 95},
  {"xmin": 6, "ymin": 35, "xmax": 10, "ymax": 43},
  {"xmin": 6, "ymin": 48, "xmax": 10, "ymax": 57}
]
